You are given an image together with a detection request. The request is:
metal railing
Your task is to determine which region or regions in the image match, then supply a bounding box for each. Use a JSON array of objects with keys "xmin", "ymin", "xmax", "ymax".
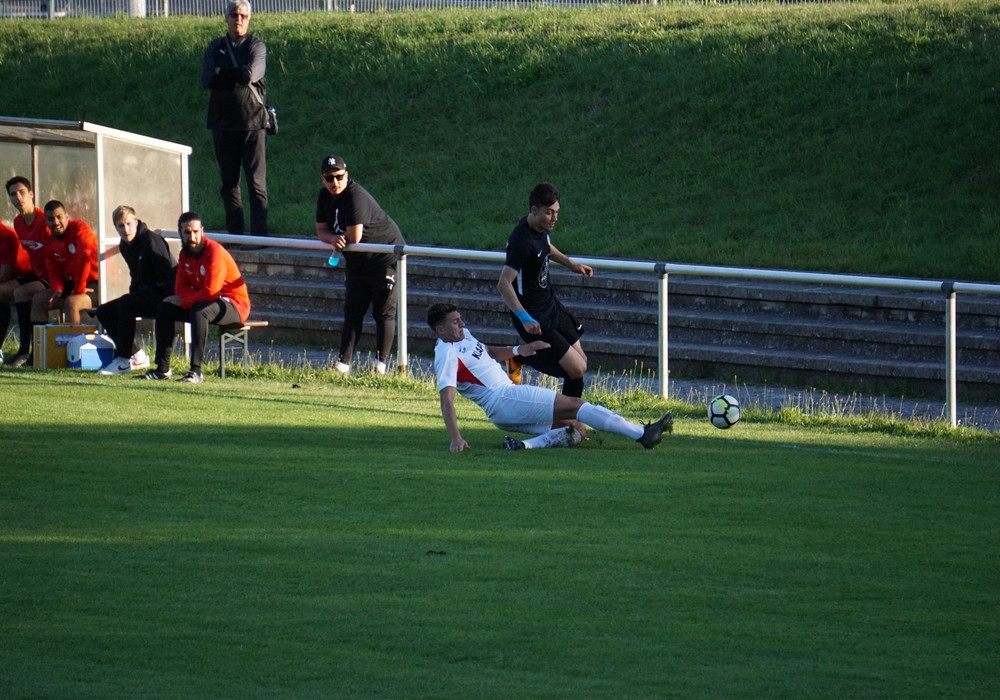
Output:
[{"xmin": 149, "ymin": 231, "xmax": 1000, "ymax": 429}]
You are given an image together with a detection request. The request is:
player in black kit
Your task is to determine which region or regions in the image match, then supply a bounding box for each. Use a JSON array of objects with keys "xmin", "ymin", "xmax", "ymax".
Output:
[{"xmin": 497, "ymin": 183, "xmax": 593, "ymax": 398}]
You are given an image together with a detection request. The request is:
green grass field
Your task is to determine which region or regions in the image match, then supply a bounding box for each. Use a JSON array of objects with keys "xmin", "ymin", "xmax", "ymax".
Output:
[
  {"xmin": 2, "ymin": 1, "xmax": 999, "ymax": 694},
  {"xmin": 2, "ymin": 370, "xmax": 998, "ymax": 697}
]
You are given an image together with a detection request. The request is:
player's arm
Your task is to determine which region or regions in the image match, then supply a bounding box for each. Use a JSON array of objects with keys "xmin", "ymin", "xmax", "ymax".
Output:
[
  {"xmin": 439, "ymin": 386, "xmax": 469, "ymax": 453},
  {"xmin": 486, "ymin": 341, "xmax": 550, "ymax": 362},
  {"xmin": 497, "ymin": 265, "xmax": 541, "ymax": 335},
  {"xmin": 549, "ymin": 244, "xmax": 593, "ymax": 277}
]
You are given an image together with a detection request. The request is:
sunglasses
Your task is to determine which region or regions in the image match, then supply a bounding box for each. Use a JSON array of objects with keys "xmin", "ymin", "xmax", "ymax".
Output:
[
  {"xmin": 323, "ymin": 173, "xmax": 347, "ymax": 183},
  {"xmin": 229, "ymin": 12, "xmax": 249, "ymax": 19}
]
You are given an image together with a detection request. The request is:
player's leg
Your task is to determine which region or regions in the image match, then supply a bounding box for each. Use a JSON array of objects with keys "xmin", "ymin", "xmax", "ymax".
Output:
[
  {"xmin": 148, "ymin": 300, "xmax": 185, "ymax": 377},
  {"xmin": 30, "ymin": 287, "xmax": 57, "ymax": 323},
  {"xmin": 10, "ymin": 279, "xmax": 45, "ymax": 359},
  {"xmin": 557, "ymin": 340, "xmax": 587, "ymax": 397},
  {"xmin": 554, "ymin": 394, "xmax": 673, "ymax": 448},
  {"xmin": 63, "ymin": 291, "xmax": 94, "ymax": 324},
  {"xmin": 552, "ymin": 305, "xmax": 587, "ymax": 397},
  {"xmin": 0, "ymin": 278, "xmax": 18, "ymax": 339},
  {"xmin": 506, "ymin": 425, "xmax": 583, "ymax": 450}
]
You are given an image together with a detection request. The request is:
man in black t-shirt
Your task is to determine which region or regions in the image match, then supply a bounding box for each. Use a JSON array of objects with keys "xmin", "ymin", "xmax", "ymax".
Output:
[
  {"xmin": 497, "ymin": 183, "xmax": 593, "ymax": 398},
  {"xmin": 316, "ymin": 154, "xmax": 405, "ymax": 375}
]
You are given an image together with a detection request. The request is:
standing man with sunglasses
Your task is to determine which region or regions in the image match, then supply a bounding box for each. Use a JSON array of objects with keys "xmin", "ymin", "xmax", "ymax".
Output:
[
  {"xmin": 201, "ymin": 0, "xmax": 269, "ymax": 236},
  {"xmin": 316, "ymin": 154, "xmax": 406, "ymax": 376}
]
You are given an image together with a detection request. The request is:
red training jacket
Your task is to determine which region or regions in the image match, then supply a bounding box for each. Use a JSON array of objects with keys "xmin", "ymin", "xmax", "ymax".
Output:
[
  {"xmin": 175, "ymin": 237, "xmax": 251, "ymax": 322},
  {"xmin": 14, "ymin": 207, "xmax": 50, "ymax": 277},
  {"xmin": 44, "ymin": 220, "xmax": 98, "ymax": 295},
  {"xmin": 0, "ymin": 222, "xmax": 32, "ymax": 277}
]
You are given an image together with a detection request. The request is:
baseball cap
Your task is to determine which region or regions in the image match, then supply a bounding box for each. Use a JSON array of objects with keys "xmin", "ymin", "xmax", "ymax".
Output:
[{"xmin": 321, "ymin": 154, "xmax": 347, "ymax": 173}]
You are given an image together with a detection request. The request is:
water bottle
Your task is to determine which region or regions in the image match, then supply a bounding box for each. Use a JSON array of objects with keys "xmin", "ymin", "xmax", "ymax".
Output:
[{"xmin": 327, "ymin": 249, "xmax": 343, "ymax": 267}]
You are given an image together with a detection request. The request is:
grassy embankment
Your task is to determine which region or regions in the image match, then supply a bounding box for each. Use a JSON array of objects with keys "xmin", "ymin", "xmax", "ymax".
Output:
[{"xmin": 1, "ymin": 0, "xmax": 997, "ymax": 281}]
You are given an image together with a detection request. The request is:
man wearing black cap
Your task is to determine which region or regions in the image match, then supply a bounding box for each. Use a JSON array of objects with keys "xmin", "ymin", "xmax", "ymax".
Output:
[{"xmin": 315, "ymin": 155, "xmax": 406, "ymax": 376}]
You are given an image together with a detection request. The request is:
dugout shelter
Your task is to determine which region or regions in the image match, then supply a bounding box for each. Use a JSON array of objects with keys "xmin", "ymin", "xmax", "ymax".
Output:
[{"xmin": 0, "ymin": 116, "xmax": 191, "ymax": 304}]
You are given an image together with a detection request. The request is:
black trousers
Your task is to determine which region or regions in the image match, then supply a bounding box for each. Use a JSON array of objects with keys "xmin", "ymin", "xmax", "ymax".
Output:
[
  {"xmin": 96, "ymin": 290, "xmax": 163, "ymax": 359},
  {"xmin": 154, "ymin": 298, "xmax": 241, "ymax": 373},
  {"xmin": 212, "ymin": 129, "xmax": 268, "ymax": 235},
  {"xmin": 339, "ymin": 269, "xmax": 397, "ymax": 365}
]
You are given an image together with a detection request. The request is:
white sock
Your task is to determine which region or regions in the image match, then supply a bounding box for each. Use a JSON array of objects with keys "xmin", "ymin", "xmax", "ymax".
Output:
[
  {"xmin": 522, "ymin": 428, "xmax": 579, "ymax": 450},
  {"xmin": 577, "ymin": 402, "xmax": 643, "ymax": 440},
  {"xmin": 522, "ymin": 428, "xmax": 563, "ymax": 449}
]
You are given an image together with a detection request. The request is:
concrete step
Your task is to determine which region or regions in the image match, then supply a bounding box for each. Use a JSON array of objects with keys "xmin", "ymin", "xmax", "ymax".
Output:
[{"xmin": 230, "ymin": 247, "xmax": 1000, "ymax": 398}]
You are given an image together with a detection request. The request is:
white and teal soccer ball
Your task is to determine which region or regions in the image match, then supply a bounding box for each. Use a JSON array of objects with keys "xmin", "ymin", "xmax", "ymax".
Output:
[{"xmin": 708, "ymin": 394, "xmax": 740, "ymax": 429}]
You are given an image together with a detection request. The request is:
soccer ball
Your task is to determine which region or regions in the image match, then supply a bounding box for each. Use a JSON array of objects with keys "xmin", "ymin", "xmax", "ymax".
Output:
[{"xmin": 708, "ymin": 394, "xmax": 740, "ymax": 429}]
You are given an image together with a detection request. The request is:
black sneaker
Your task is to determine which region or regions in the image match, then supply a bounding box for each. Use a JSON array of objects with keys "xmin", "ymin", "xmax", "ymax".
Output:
[
  {"xmin": 179, "ymin": 370, "xmax": 203, "ymax": 384},
  {"xmin": 7, "ymin": 353, "xmax": 31, "ymax": 368},
  {"xmin": 142, "ymin": 369, "xmax": 173, "ymax": 380},
  {"xmin": 503, "ymin": 436, "xmax": 525, "ymax": 450},
  {"xmin": 637, "ymin": 412, "xmax": 673, "ymax": 449}
]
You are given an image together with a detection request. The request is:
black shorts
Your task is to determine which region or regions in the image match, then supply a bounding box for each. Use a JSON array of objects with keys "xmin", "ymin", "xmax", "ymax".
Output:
[
  {"xmin": 511, "ymin": 299, "xmax": 584, "ymax": 378},
  {"xmin": 16, "ymin": 272, "xmax": 47, "ymax": 287}
]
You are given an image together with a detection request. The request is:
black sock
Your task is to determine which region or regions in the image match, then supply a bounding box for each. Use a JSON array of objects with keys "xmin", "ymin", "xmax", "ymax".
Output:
[
  {"xmin": 562, "ymin": 377, "xmax": 585, "ymax": 398},
  {"xmin": 15, "ymin": 302, "xmax": 32, "ymax": 354},
  {"xmin": 0, "ymin": 304, "xmax": 10, "ymax": 342}
]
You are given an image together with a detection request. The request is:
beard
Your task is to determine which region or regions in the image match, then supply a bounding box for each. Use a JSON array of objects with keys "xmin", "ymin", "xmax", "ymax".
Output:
[{"xmin": 185, "ymin": 240, "xmax": 207, "ymax": 256}]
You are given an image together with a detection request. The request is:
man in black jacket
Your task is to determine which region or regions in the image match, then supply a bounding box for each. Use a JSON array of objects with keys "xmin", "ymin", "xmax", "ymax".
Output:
[
  {"xmin": 96, "ymin": 206, "xmax": 177, "ymax": 376},
  {"xmin": 201, "ymin": 0, "xmax": 269, "ymax": 235}
]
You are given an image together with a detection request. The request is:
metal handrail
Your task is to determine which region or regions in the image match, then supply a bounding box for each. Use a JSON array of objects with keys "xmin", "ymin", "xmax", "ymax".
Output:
[{"xmin": 156, "ymin": 232, "xmax": 1000, "ymax": 428}]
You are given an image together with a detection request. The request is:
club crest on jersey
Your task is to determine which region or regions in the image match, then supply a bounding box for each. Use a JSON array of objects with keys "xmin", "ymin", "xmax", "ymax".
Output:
[
  {"xmin": 68, "ymin": 244, "xmax": 76, "ymax": 254},
  {"xmin": 200, "ymin": 264, "xmax": 207, "ymax": 276}
]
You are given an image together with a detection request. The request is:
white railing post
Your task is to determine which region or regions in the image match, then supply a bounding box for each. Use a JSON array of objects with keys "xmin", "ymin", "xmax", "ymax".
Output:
[
  {"xmin": 657, "ymin": 264, "xmax": 669, "ymax": 399},
  {"xmin": 944, "ymin": 283, "xmax": 957, "ymax": 428},
  {"xmin": 396, "ymin": 247, "xmax": 408, "ymax": 376}
]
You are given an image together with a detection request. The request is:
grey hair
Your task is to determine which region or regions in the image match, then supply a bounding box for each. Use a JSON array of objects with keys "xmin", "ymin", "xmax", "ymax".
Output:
[{"xmin": 225, "ymin": 0, "xmax": 251, "ymax": 17}]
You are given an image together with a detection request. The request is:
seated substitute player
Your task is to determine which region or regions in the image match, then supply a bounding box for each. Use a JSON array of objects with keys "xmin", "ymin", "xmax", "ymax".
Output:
[
  {"xmin": 427, "ymin": 302, "xmax": 672, "ymax": 453},
  {"xmin": 11, "ymin": 201, "xmax": 98, "ymax": 367},
  {"xmin": 143, "ymin": 211, "xmax": 250, "ymax": 384},
  {"xmin": 4, "ymin": 176, "xmax": 53, "ymax": 367},
  {"xmin": 0, "ymin": 217, "xmax": 32, "ymax": 358},
  {"xmin": 96, "ymin": 205, "xmax": 177, "ymax": 375}
]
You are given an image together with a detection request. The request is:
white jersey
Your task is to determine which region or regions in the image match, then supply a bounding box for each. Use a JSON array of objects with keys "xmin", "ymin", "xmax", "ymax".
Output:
[
  {"xmin": 435, "ymin": 329, "xmax": 511, "ymax": 404},
  {"xmin": 435, "ymin": 329, "xmax": 556, "ymax": 434}
]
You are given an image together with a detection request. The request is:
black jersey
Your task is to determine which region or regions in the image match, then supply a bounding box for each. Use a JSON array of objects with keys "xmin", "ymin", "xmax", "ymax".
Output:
[
  {"xmin": 504, "ymin": 216, "xmax": 559, "ymax": 321},
  {"xmin": 316, "ymin": 180, "xmax": 405, "ymax": 276}
]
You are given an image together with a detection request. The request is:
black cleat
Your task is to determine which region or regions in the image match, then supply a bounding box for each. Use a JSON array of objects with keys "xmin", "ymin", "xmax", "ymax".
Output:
[
  {"xmin": 503, "ymin": 436, "xmax": 525, "ymax": 450},
  {"xmin": 637, "ymin": 412, "xmax": 673, "ymax": 449}
]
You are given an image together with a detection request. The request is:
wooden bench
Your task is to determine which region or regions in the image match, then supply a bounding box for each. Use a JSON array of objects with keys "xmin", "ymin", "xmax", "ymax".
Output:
[{"xmin": 219, "ymin": 320, "xmax": 269, "ymax": 378}]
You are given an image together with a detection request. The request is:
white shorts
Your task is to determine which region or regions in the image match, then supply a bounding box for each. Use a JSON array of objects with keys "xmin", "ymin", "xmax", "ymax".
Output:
[{"xmin": 484, "ymin": 384, "xmax": 557, "ymax": 436}]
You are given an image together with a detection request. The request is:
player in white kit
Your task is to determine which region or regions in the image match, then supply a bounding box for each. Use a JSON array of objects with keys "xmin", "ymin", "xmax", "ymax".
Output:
[{"xmin": 428, "ymin": 303, "xmax": 672, "ymax": 453}]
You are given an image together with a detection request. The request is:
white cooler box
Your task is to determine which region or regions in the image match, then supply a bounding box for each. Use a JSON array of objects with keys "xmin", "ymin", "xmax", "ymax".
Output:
[{"xmin": 66, "ymin": 332, "xmax": 116, "ymax": 370}]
